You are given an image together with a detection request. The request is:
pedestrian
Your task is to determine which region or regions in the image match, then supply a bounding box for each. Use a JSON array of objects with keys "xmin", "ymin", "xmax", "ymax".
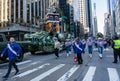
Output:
[
  {"xmin": 103, "ymin": 39, "xmax": 108, "ymax": 51},
  {"xmin": 87, "ymin": 37, "xmax": 93, "ymax": 58},
  {"xmin": 112, "ymin": 36, "xmax": 120, "ymax": 64},
  {"xmin": 82, "ymin": 39, "xmax": 86, "ymax": 54},
  {"xmin": 94, "ymin": 39, "xmax": 98, "ymax": 51},
  {"xmin": 65, "ymin": 39, "xmax": 71, "ymax": 57},
  {"xmin": 97, "ymin": 38, "xmax": 104, "ymax": 59},
  {"xmin": 0, "ymin": 37, "xmax": 22, "ymax": 80},
  {"xmin": 54, "ymin": 38, "xmax": 60, "ymax": 59},
  {"xmin": 74, "ymin": 38, "xmax": 83, "ymax": 64}
]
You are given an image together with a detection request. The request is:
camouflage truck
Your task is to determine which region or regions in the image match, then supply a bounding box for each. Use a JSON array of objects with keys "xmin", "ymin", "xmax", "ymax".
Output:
[
  {"xmin": 0, "ymin": 33, "xmax": 30, "ymax": 63},
  {"xmin": 24, "ymin": 31, "xmax": 71, "ymax": 54}
]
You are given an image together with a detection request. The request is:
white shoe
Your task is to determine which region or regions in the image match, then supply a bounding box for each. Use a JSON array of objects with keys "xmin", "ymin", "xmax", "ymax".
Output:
[
  {"xmin": 69, "ymin": 51, "xmax": 71, "ymax": 55},
  {"xmin": 99, "ymin": 54, "xmax": 102, "ymax": 58},
  {"xmin": 89, "ymin": 54, "xmax": 92, "ymax": 58},
  {"xmin": 67, "ymin": 53, "xmax": 69, "ymax": 57},
  {"xmin": 106, "ymin": 48, "xmax": 109, "ymax": 51}
]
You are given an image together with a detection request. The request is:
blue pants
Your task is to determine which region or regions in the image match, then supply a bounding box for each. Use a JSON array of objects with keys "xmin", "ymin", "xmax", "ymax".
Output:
[
  {"xmin": 98, "ymin": 46, "xmax": 103, "ymax": 54},
  {"xmin": 66, "ymin": 46, "xmax": 71, "ymax": 53},
  {"xmin": 88, "ymin": 45, "xmax": 92, "ymax": 54}
]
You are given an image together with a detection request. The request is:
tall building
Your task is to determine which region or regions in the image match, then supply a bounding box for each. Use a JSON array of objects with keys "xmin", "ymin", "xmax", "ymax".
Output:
[
  {"xmin": 73, "ymin": 0, "xmax": 92, "ymax": 37},
  {"xmin": 67, "ymin": 0, "xmax": 74, "ymax": 34},
  {"xmin": 59, "ymin": 0, "xmax": 70, "ymax": 32},
  {"xmin": 115, "ymin": 0, "xmax": 120, "ymax": 35},
  {"xmin": 86, "ymin": 0, "xmax": 93, "ymax": 36},
  {"xmin": 92, "ymin": 3, "xmax": 98, "ymax": 36},
  {"xmin": 26, "ymin": 0, "xmax": 49, "ymax": 26},
  {"xmin": 107, "ymin": 0, "xmax": 111, "ymax": 14},
  {"xmin": 0, "ymin": 0, "xmax": 10, "ymax": 27},
  {"xmin": 104, "ymin": 13, "xmax": 109, "ymax": 36},
  {"xmin": 9, "ymin": 0, "xmax": 58, "ymax": 26},
  {"xmin": 107, "ymin": 0, "xmax": 116, "ymax": 37},
  {"xmin": 0, "ymin": 0, "xmax": 59, "ymax": 40},
  {"xmin": 9, "ymin": 0, "xmax": 26, "ymax": 24},
  {"xmin": 73, "ymin": 0, "xmax": 81, "ymax": 37}
]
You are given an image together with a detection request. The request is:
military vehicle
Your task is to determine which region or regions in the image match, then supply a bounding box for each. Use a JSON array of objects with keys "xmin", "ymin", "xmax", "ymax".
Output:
[
  {"xmin": 0, "ymin": 33, "xmax": 30, "ymax": 63},
  {"xmin": 24, "ymin": 6, "xmax": 72, "ymax": 54},
  {"xmin": 24, "ymin": 31, "xmax": 71, "ymax": 54}
]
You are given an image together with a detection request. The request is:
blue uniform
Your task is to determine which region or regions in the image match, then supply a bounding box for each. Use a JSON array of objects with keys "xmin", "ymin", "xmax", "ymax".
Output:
[
  {"xmin": 74, "ymin": 41, "xmax": 83, "ymax": 64},
  {"xmin": 2, "ymin": 42, "xmax": 22, "ymax": 60},
  {"xmin": 74, "ymin": 42, "xmax": 83, "ymax": 54}
]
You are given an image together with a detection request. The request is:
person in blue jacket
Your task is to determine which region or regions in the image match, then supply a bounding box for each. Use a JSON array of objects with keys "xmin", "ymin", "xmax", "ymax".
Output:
[
  {"xmin": 74, "ymin": 38, "xmax": 83, "ymax": 64},
  {"xmin": 0, "ymin": 37, "xmax": 22, "ymax": 79}
]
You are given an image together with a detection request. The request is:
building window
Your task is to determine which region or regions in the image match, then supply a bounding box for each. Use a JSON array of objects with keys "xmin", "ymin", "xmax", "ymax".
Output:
[
  {"xmin": 55, "ymin": 16, "xmax": 58, "ymax": 21},
  {"xmin": 49, "ymin": 16, "xmax": 53, "ymax": 20}
]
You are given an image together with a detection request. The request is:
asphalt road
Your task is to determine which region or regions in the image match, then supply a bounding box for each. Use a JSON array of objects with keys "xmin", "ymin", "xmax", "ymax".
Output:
[{"xmin": 0, "ymin": 47, "xmax": 120, "ymax": 81}]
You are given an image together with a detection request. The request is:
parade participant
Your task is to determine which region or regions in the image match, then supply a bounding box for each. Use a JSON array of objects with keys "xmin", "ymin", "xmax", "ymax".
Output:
[
  {"xmin": 65, "ymin": 39, "xmax": 71, "ymax": 57},
  {"xmin": 1, "ymin": 37, "xmax": 22, "ymax": 80},
  {"xmin": 103, "ymin": 39, "xmax": 108, "ymax": 51},
  {"xmin": 112, "ymin": 36, "xmax": 120, "ymax": 63},
  {"xmin": 82, "ymin": 39, "xmax": 86, "ymax": 54},
  {"xmin": 97, "ymin": 38, "xmax": 104, "ymax": 58},
  {"xmin": 54, "ymin": 38, "xmax": 60, "ymax": 59},
  {"xmin": 74, "ymin": 38, "xmax": 83, "ymax": 64},
  {"xmin": 87, "ymin": 37, "xmax": 93, "ymax": 58}
]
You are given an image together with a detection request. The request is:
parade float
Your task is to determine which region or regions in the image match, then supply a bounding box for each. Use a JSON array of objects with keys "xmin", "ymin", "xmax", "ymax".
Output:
[{"xmin": 24, "ymin": 6, "xmax": 71, "ymax": 54}]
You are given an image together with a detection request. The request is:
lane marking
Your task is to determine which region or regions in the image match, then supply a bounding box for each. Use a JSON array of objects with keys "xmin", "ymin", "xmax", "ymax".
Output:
[
  {"xmin": 13, "ymin": 63, "xmax": 50, "ymax": 78},
  {"xmin": 17, "ymin": 60, "xmax": 32, "ymax": 65},
  {"xmin": 107, "ymin": 68, "xmax": 120, "ymax": 81},
  {"xmin": 19, "ymin": 61, "xmax": 41, "ymax": 70},
  {"xmin": 57, "ymin": 65, "xmax": 79, "ymax": 81},
  {"xmin": 82, "ymin": 66, "xmax": 96, "ymax": 81},
  {"xmin": 30, "ymin": 64, "xmax": 65, "ymax": 81},
  {"xmin": 106, "ymin": 55, "xmax": 113, "ymax": 58},
  {"xmin": 12, "ymin": 61, "xmax": 41, "ymax": 73}
]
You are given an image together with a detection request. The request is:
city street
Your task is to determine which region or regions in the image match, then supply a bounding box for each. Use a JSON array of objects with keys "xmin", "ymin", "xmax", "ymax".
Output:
[
  {"xmin": 0, "ymin": 0, "xmax": 119, "ymax": 81},
  {"xmin": 0, "ymin": 47, "xmax": 120, "ymax": 81}
]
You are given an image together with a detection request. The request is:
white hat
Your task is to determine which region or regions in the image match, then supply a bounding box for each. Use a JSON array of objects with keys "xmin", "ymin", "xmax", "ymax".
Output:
[{"xmin": 98, "ymin": 38, "xmax": 102, "ymax": 39}]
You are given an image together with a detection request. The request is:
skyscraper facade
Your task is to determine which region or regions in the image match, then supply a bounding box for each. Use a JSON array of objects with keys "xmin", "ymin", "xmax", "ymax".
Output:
[
  {"xmin": 67, "ymin": 0, "xmax": 74, "ymax": 34},
  {"xmin": 107, "ymin": 0, "xmax": 111, "ymax": 14},
  {"xmin": 106, "ymin": 0, "xmax": 117, "ymax": 37},
  {"xmin": 59, "ymin": 0, "xmax": 70, "ymax": 31},
  {"xmin": 115, "ymin": 0, "xmax": 120, "ymax": 35},
  {"xmin": 72, "ymin": 0, "xmax": 92, "ymax": 38},
  {"xmin": 9, "ymin": 0, "xmax": 58, "ymax": 26},
  {"xmin": 0, "ymin": 0, "xmax": 10, "ymax": 27},
  {"xmin": 92, "ymin": 3, "xmax": 98, "ymax": 36},
  {"xmin": 85, "ymin": 0, "xmax": 93, "ymax": 36},
  {"xmin": 104, "ymin": 13, "xmax": 110, "ymax": 36},
  {"xmin": 0, "ymin": 0, "xmax": 59, "ymax": 40}
]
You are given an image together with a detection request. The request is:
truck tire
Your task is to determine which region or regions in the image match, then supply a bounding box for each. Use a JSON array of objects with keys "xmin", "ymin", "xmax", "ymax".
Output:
[{"xmin": 16, "ymin": 53, "xmax": 24, "ymax": 62}]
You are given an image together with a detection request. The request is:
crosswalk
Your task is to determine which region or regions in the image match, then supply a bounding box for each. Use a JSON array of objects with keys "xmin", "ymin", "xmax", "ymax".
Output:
[
  {"xmin": 57, "ymin": 65, "xmax": 80, "ymax": 81},
  {"xmin": 0, "ymin": 57, "xmax": 120, "ymax": 81},
  {"xmin": 30, "ymin": 64, "xmax": 65, "ymax": 81},
  {"xmin": 107, "ymin": 68, "xmax": 120, "ymax": 81},
  {"xmin": 82, "ymin": 66, "xmax": 96, "ymax": 81},
  {"xmin": 0, "ymin": 61, "xmax": 115, "ymax": 81}
]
